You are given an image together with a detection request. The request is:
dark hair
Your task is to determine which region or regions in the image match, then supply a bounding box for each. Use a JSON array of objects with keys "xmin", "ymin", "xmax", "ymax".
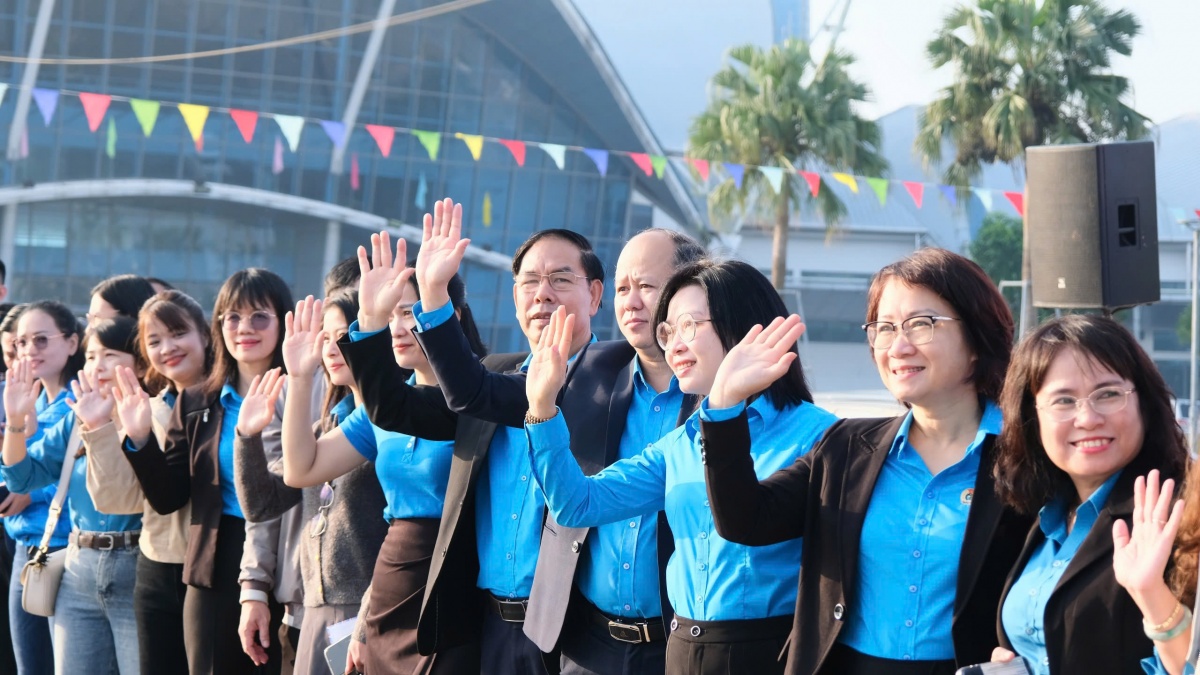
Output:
[
  {"xmin": 139, "ymin": 290, "xmax": 214, "ymax": 394},
  {"xmin": 324, "ymin": 256, "xmax": 361, "ymax": 298},
  {"xmin": 653, "ymin": 259, "xmax": 812, "ymax": 409},
  {"xmin": 321, "ymin": 292, "xmax": 359, "ymax": 419},
  {"xmin": 23, "ymin": 300, "xmax": 85, "ymax": 390},
  {"xmin": 86, "ymin": 316, "xmax": 141, "ymax": 360},
  {"xmin": 402, "ymin": 259, "xmax": 489, "ymax": 359},
  {"xmin": 866, "ymin": 248, "xmax": 1014, "ymax": 402},
  {"xmin": 90, "ymin": 274, "xmax": 157, "ymax": 319},
  {"xmin": 993, "ymin": 314, "xmax": 1187, "ymax": 516},
  {"xmin": 145, "ymin": 277, "xmax": 174, "ymax": 291},
  {"xmin": 0, "ymin": 303, "xmax": 13, "ymax": 374},
  {"xmin": 635, "ymin": 228, "xmax": 707, "ymax": 268},
  {"xmin": 0, "ymin": 303, "xmax": 26, "ymax": 335},
  {"xmin": 0, "ymin": 258, "xmax": 6, "ymax": 284},
  {"xmin": 511, "ymin": 228, "xmax": 606, "ymax": 290},
  {"xmin": 206, "ymin": 268, "xmax": 293, "ymax": 396}
]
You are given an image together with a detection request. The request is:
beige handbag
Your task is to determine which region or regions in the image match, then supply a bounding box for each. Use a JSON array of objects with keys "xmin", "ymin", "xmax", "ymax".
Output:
[{"xmin": 19, "ymin": 424, "xmax": 81, "ymax": 617}]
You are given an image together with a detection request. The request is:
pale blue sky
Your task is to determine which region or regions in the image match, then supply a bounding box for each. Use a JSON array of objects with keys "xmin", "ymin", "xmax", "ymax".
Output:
[{"xmin": 574, "ymin": 0, "xmax": 1200, "ymax": 151}]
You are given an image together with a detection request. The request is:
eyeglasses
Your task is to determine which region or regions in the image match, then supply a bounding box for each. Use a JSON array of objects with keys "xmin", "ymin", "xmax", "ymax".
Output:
[
  {"xmin": 862, "ymin": 316, "xmax": 959, "ymax": 350},
  {"xmin": 220, "ymin": 311, "xmax": 276, "ymax": 331},
  {"xmin": 15, "ymin": 333, "xmax": 66, "ymax": 352},
  {"xmin": 308, "ymin": 482, "xmax": 335, "ymax": 538},
  {"xmin": 1037, "ymin": 386, "xmax": 1136, "ymax": 423},
  {"xmin": 656, "ymin": 314, "xmax": 713, "ymax": 350},
  {"xmin": 514, "ymin": 272, "xmax": 588, "ymax": 293}
]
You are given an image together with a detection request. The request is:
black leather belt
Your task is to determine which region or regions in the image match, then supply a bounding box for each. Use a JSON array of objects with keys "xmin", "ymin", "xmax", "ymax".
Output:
[
  {"xmin": 485, "ymin": 593, "xmax": 528, "ymax": 623},
  {"xmin": 588, "ymin": 604, "xmax": 666, "ymax": 644},
  {"xmin": 71, "ymin": 531, "xmax": 140, "ymax": 551}
]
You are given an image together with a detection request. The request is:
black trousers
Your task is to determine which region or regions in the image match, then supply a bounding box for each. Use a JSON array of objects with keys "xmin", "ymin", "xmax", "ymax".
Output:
[
  {"xmin": 183, "ymin": 515, "xmax": 284, "ymax": 675},
  {"xmin": 0, "ymin": 530, "xmax": 17, "ymax": 675},
  {"xmin": 558, "ymin": 604, "xmax": 666, "ymax": 675},
  {"xmin": 822, "ymin": 643, "xmax": 957, "ymax": 675},
  {"xmin": 664, "ymin": 614, "xmax": 792, "ymax": 675},
  {"xmin": 480, "ymin": 610, "xmax": 559, "ymax": 675},
  {"xmin": 134, "ymin": 551, "xmax": 189, "ymax": 675}
]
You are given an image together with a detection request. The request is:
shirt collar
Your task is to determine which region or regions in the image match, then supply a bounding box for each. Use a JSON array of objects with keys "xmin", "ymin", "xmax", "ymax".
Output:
[
  {"xmin": 686, "ymin": 394, "xmax": 783, "ymax": 439},
  {"xmin": 632, "ymin": 356, "xmax": 681, "ymax": 397},
  {"xmin": 220, "ymin": 382, "xmax": 242, "ymax": 407},
  {"xmin": 330, "ymin": 395, "xmax": 356, "ymax": 424},
  {"xmin": 519, "ymin": 333, "xmax": 597, "ymax": 372},
  {"xmin": 888, "ymin": 399, "xmax": 1003, "ymax": 458},
  {"xmin": 1039, "ymin": 469, "xmax": 1123, "ymax": 541}
]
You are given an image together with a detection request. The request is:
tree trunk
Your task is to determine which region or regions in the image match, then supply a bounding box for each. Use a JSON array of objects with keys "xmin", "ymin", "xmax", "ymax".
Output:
[{"xmin": 771, "ymin": 189, "xmax": 790, "ymax": 290}]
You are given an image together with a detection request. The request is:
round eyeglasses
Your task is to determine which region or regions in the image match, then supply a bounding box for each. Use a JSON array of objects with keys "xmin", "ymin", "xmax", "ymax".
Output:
[
  {"xmin": 1036, "ymin": 386, "xmax": 1135, "ymax": 423},
  {"xmin": 220, "ymin": 311, "xmax": 276, "ymax": 332},
  {"xmin": 656, "ymin": 313, "xmax": 713, "ymax": 351},
  {"xmin": 862, "ymin": 316, "xmax": 958, "ymax": 350}
]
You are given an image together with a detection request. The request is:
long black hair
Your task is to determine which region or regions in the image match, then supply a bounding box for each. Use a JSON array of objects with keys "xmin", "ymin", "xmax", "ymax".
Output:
[
  {"xmin": 91, "ymin": 274, "xmax": 157, "ymax": 319},
  {"xmin": 23, "ymin": 300, "xmax": 85, "ymax": 391}
]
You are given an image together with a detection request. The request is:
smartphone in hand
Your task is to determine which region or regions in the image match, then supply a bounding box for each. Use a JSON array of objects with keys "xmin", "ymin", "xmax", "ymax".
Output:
[{"xmin": 956, "ymin": 660, "xmax": 1033, "ymax": 675}]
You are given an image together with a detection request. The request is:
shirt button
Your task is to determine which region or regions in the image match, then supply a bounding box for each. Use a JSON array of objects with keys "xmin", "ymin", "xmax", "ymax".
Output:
[
  {"xmin": 1029, "ymin": 589, "xmax": 1037, "ymax": 597},
  {"xmin": 912, "ymin": 550, "xmax": 921, "ymax": 558},
  {"xmin": 1043, "ymin": 658, "xmax": 1050, "ymax": 665},
  {"xmin": 903, "ymin": 655, "xmax": 912, "ymax": 661},
  {"xmin": 646, "ymin": 443, "xmax": 652, "ymax": 448},
  {"xmin": 699, "ymin": 532, "xmax": 707, "ymax": 539},
  {"xmin": 925, "ymin": 492, "xmax": 934, "ymax": 499},
  {"xmin": 506, "ymin": 553, "xmax": 512, "ymax": 560},
  {"xmin": 654, "ymin": 406, "xmax": 661, "ymax": 412},
  {"xmin": 1026, "ymin": 628, "xmax": 1034, "ymax": 636},
  {"xmin": 511, "ymin": 514, "xmax": 518, "ymax": 520},
  {"xmin": 1052, "ymin": 560, "xmax": 1062, "ymax": 568},
  {"xmin": 909, "ymin": 585, "xmax": 917, "ymax": 593},
  {"xmin": 521, "ymin": 475, "xmax": 528, "ymax": 482},
  {"xmin": 703, "ymin": 500, "xmax": 709, "ymax": 507},
  {"xmin": 624, "ymin": 604, "xmax": 631, "ymax": 611},
  {"xmin": 699, "ymin": 563, "xmax": 706, "ymax": 571},
  {"xmin": 623, "ymin": 563, "xmax": 630, "ymax": 570},
  {"xmin": 696, "ymin": 594, "xmax": 703, "ymax": 601},
  {"xmin": 905, "ymin": 620, "xmax": 913, "ymax": 627},
  {"xmin": 918, "ymin": 518, "xmax": 928, "ymax": 526},
  {"xmin": 629, "ymin": 521, "xmax": 637, "ymax": 528}
]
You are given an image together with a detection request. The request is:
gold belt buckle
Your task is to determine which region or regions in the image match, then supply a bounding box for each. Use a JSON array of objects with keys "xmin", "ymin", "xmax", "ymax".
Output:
[{"xmin": 607, "ymin": 620, "xmax": 648, "ymax": 644}]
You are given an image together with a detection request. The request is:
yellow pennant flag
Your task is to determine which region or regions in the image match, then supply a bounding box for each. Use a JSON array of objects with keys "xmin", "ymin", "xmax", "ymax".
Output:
[
  {"xmin": 482, "ymin": 192, "xmax": 493, "ymax": 227},
  {"xmin": 832, "ymin": 172, "xmax": 859, "ymax": 193},
  {"xmin": 455, "ymin": 133, "xmax": 484, "ymax": 161},
  {"xmin": 177, "ymin": 103, "xmax": 210, "ymax": 151}
]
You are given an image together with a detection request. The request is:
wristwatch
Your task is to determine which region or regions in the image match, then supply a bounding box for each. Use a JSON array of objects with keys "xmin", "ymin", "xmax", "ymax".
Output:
[{"xmin": 524, "ymin": 409, "xmax": 558, "ymax": 426}]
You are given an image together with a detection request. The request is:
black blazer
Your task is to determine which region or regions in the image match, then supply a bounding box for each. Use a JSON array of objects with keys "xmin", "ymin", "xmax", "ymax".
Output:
[
  {"xmin": 701, "ymin": 414, "xmax": 1032, "ymax": 675},
  {"xmin": 996, "ymin": 448, "xmax": 1176, "ymax": 675}
]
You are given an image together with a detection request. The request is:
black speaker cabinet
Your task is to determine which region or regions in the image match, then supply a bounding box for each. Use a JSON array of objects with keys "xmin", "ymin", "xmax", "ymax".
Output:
[{"xmin": 1026, "ymin": 140, "xmax": 1159, "ymax": 309}]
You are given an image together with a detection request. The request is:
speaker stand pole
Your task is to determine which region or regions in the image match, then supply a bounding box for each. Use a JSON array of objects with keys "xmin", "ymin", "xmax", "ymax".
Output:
[{"xmin": 1188, "ymin": 221, "xmax": 1200, "ymax": 453}]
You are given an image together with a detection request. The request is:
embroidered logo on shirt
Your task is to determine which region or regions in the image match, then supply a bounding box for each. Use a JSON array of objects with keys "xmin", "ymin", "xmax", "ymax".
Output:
[{"xmin": 961, "ymin": 488, "xmax": 974, "ymax": 505}]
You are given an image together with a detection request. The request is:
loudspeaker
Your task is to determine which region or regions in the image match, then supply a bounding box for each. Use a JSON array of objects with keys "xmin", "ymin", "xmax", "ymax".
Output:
[{"xmin": 1026, "ymin": 140, "xmax": 1159, "ymax": 309}]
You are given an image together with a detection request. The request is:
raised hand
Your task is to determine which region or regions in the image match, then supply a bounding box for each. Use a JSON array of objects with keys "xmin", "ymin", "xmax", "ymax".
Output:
[
  {"xmin": 3, "ymin": 359, "xmax": 42, "ymax": 427},
  {"xmin": 112, "ymin": 366, "xmax": 153, "ymax": 448},
  {"xmin": 525, "ymin": 306, "xmax": 574, "ymax": 420},
  {"xmin": 283, "ymin": 296, "xmax": 325, "ymax": 379},
  {"xmin": 356, "ymin": 231, "xmax": 414, "ymax": 332},
  {"xmin": 68, "ymin": 369, "xmax": 115, "ymax": 431},
  {"xmin": 707, "ymin": 315, "xmax": 805, "ymax": 409},
  {"xmin": 236, "ymin": 368, "xmax": 284, "ymax": 437},
  {"xmin": 415, "ymin": 198, "xmax": 470, "ymax": 311},
  {"xmin": 1113, "ymin": 470, "xmax": 1185, "ymax": 598}
]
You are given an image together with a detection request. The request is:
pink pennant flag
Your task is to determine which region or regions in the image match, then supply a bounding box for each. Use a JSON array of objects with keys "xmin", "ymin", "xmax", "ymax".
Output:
[
  {"xmin": 1004, "ymin": 191, "xmax": 1025, "ymax": 216},
  {"xmin": 272, "ymin": 136, "xmax": 284, "ymax": 175},
  {"xmin": 1195, "ymin": 209, "xmax": 1200, "ymax": 220},
  {"xmin": 689, "ymin": 159, "xmax": 710, "ymax": 182},
  {"xmin": 365, "ymin": 124, "xmax": 394, "ymax": 158},
  {"xmin": 351, "ymin": 153, "xmax": 360, "ymax": 191},
  {"xmin": 798, "ymin": 171, "xmax": 820, "ymax": 197},
  {"xmin": 229, "ymin": 109, "xmax": 258, "ymax": 143},
  {"xmin": 499, "ymin": 139, "xmax": 526, "ymax": 166},
  {"xmin": 629, "ymin": 153, "xmax": 653, "ymax": 176},
  {"xmin": 903, "ymin": 181, "xmax": 924, "ymax": 209},
  {"xmin": 78, "ymin": 92, "xmax": 112, "ymax": 132}
]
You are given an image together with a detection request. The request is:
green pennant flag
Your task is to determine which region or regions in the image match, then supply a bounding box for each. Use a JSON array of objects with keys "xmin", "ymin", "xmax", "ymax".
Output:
[
  {"xmin": 867, "ymin": 177, "xmax": 889, "ymax": 206},
  {"xmin": 129, "ymin": 99, "xmax": 160, "ymax": 137},
  {"xmin": 413, "ymin": 130, "xmax": 441, "ymax": 161},
  {"xmin": 106, "ymin": 117, "xmax": 116, "ymax": 158},
  {"xmin": 650, "ymin": 155, "xmax": 667, "ymax": 179}
]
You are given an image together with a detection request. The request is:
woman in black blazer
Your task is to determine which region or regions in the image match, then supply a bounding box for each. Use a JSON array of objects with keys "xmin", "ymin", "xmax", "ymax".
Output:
[
  {"xmin": 988, "ymin": 315, "xmax": 1189, "ymax": 675},
  {"xmin": 701, "ymin": 248, "xmax": 1032, "ymax": 675}
]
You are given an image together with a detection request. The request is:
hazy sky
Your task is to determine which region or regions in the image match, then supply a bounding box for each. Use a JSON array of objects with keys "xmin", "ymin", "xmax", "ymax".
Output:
[{"xmin": 573, "ymin": 0, "xmax": 1200, "ymax": 150}]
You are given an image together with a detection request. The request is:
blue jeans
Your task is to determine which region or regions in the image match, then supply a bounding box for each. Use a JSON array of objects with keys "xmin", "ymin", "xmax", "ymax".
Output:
[
  {"xmin": 52, "ymin": 543, "xmax": 139, "ymax": 674},
  {"xmin": 10, "ymin": 542, "xmax": 59, "ymax": 675}
]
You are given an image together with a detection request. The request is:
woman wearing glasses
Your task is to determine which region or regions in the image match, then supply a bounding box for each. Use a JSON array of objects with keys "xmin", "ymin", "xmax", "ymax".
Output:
[
  {"xmin": 524, "ymin": 259, "xmax": 838, "ymax": 674},
  {"xmin": 701, "ymin": 248, "xmax": 1031, "ymax": 675},
  {"xmin": 987, "ymin": 315, "xmax": 1188, "ymax": 675},
  {"xmin": 114, "ymin": 268, "xmax": 294, "ymax": 675}
]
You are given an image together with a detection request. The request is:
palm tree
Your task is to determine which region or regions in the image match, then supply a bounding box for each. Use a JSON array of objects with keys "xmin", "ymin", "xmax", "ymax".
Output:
[
  {"xmin": 688, "ymin": 40, "xmax": 886, "ymax": 289},
  {"xmin": 916, "ymin": 0, "xmax": 1151, "ymax": 330}
]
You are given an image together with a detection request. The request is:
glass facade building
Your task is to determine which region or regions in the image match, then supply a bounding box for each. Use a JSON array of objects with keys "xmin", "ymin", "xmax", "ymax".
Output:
[{"xmin": 0, "ymin": 0, "xmax": 698, "ymax": 352}]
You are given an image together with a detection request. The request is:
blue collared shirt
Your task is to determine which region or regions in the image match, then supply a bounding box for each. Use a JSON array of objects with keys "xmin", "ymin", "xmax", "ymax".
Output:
[
  {"xmin": 340, "ymin": 384, "xmax": 453, "ymax": 522},
  {"xmin": 578, "ymin": 359, "xmax": 684, "ymax": 619},
  {"xmin": 839, "ymin": 401, "xmax": 1003, "ymax": 660},
  {"xmin": 2, "ymin": 388, "xmax": 76, "ymax": 546},
  {"xmin": 2, "ymin": 414, "xmax": 142, "ymax": 534},
  {"xmin": 217, "ymin": 383, "xmax": 244, "ymax": 519},
  {"xmin": 527, "ymin": 396, "xmax": 838, "ymax": 621},
  {"xmin": 1002, "ymin": 470, "xmax": 1123, "ymax": 675}
]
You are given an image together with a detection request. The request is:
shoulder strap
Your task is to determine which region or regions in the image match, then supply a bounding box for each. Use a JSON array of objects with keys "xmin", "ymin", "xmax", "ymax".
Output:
[{"xmin": 36, "ymin": 421, "xmax": 82, "ymax": 553}]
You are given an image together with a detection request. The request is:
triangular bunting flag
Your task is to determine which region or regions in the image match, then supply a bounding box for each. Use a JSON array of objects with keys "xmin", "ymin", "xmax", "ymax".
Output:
[
  {"xmin": 130, "ymin": 99, "xmax": 161, "ymax": 137},
  {"xmin": 759, "ymin": 166, "xmax": 784, "ymax": 194},
  {"xmin": 832, "ymin": 173, "xmax": 858, "ymax": 193},
  {"xmin": 413, "ymin": 130, "xmax": 441, "ymax": 161},
  {"xmin": 320, "ymin": 120, "xmax": 347, "ymax": 149},
  {"xmin": 724, "ymin": 163, "xmax": 745, "ymax": 189},
  {"xmin": 0, "ymin": 83, "xmax": 7, "ymax": 108},
  {"xmin": 32, "ymin": 88, "xmax": 58, "ymax": 126},
  {"xmin": 1196, "ymin": 209, "xmax": 1200, "ymax": 220},
  {"xmin": 539, "ymin": 143, "xmax": 566, "ymax": 170},
  {"xmin": 1004, "ymin": 191, "xmax": 1024, "ymax": 216},
  {"xmin": 455, "ymin": 133, "xmax": 484, "ymax": 161},
  {"xmin": 229, "ymin": 109, "xmax": 258, "ymax": 144},
  {"xmin": 365, "ymin": 124, "xmax": 394, "ymax": 158},
  {"xmin": 177, "ymin": 103, "xmax": 209, "ymax": 152},
  {"xmin": 583, "ymin": 149, "xmax": 608, "ymax": 176},
  {"xmin": 867, "ymin": 177, "xmax": 889, "ymax": 206},
  {"xmin": 499, "ymin": 139, "xmax": 526, "ymax": 166},
  {"xmin": 105, "ymin": 118, "xmax": 116, "ymax": 158},
  {"xmin": 650, "ymin": 155, "xmax": 667, "ymax": 179},
  {"xmin": 973, "ymin": 187, "xmax": 993, "ymax": 211},
  {"xmin": 78, "ymin": 92, "xmax": 111, "ymax": 132},
  {"xmin": 689, "ymin": 159, "xmax": 710, "ymax": 182},
  {"xmin": 274, "ymin": 115, "xmax": 305, "ymax": 152},
  {"xmin": 350, "ymin": 153, "xmax": 360, "ymax": 191},
  {"xmin": 483, "ymin": 192, "xmax": 493, "ymax": 227},
  {"xmin": 903, "ymin": 181, "xmax": 924, "ymax": 209},
  {"xmin": 272, "ymin": 136, "xmax": 284, "ymax": 174},
  {"xmin": 798, "ymin": 171, "xmax": 820, "ymax": 197},
  {"xmin": 415, "ymin": 172, "xmax": 428, "ymax": 209},
  {"xmin": 939, "ymin": 184, "xmax": 958, "ymax": 207},
  {"xmin": 629, "ymin": 153, "xmax": 653, "ymax": 176}
]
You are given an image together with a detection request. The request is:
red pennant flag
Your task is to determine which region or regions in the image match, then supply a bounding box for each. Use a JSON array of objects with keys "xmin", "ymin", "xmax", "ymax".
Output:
[
  {"xmin": 689, "ymin": 159, "xmax": 710, "ymax": 182},
  {"xmin": 1194, "ymin": 209, "xmax": 1199, "ymax": 220},
  {"xmin": 629, "ymin": 153, "xmax": 653, "ymax": 176},
  {"xmin": 798, "ymin": 171, "xmax": 820, "ymax": 197},
  {"xmin": 499, "ymin": 139, "xmax": 526, "ymax": 166},
  {"xmin": 903, "ymin": 181, "xmax": 924, "ymax": 208},
  {"xmin": 78, "ymin": 92, "xmax": 112, "ymax": 132},
  {"xmin": 1004, "ymin": 191, "xmax": 1025, "ymax": 216},
  {"xmin": 351, "ymin": 153, "xmax": 360, "ymax": 191},
  {"xmin": 365, "ymin": 124, "xmax": 394, "ymax": 158},
  {"xmin": 229, "ymin": 109, "xmax": 258, "ymax": 144}
]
